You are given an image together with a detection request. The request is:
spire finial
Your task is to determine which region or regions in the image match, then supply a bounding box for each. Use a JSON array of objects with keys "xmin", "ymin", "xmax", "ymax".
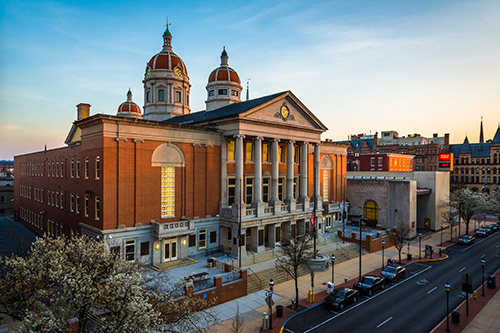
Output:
[
  {"xmin": 479, "ymin": 116, "xmax": 484, "ymax": 143},
  {"xmin": 127, "ymin": 88, "xmax": 133, "ymax": 102},
  {"xmin": 220, "ymin": 46, "xmax": 228, "ymax": 66},
  {"xmin": 246, "ymin": 78, "xmax": 250, "ymax": 101},
  {"xmin": 163, "ymin": 18, "xmax": 173, "ymax": 51}
]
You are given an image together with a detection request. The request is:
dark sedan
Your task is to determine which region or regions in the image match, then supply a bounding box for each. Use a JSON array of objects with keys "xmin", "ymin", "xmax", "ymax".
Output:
[
  {"xmin": 381, "ymin": 265, "xmax": 406, "ymax": 282},
  {"xmin": 492, "ymin": 224, "xmax": 499, "ymax": 232},
  {"xmin": 323, "ymin": 287, "xmax": 359, "ymax": 310},
  {"xmin": 476, "ymin": 228, "xmax": 488, "ymax": 238},
  {"xmin": 458, "ymin": 235, "xmax": 475, "ymax": 245},
  {"xmin": 353, "ymin": 275, "xmax": 386, "ymax": 296}
]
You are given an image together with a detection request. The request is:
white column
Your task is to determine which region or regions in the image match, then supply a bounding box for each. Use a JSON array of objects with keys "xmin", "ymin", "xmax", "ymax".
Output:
[
  {"xmin": 300, "ymin": 142, "xmax": 308, "ymax": 201},
  {"xmin": 314, "ymin": 143, "xmax": 321, "ymax": 204},
  {"xmin": 286, "ymin": 140, "xmax": 295, "ymax": 202},
  {"xmin": 235, "ymin": 135, "xmax": 244, "ymax": 205},
  {"xmin": 220, "ymin": 137, "xmax": 228, "ymax": 208},
  {"xmin": 271, "ymin": 138, "xmax": 279, "ymax": 203},
  {"xmin": 254, "ymin": 137, "xmax": 262, "ymax": 204}
]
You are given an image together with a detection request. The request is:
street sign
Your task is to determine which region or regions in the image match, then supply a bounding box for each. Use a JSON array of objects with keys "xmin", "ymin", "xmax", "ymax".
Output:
[
  {"xmin": 265, "ymin": 295, "xmax": 274, "ymax": 308},
  {"xmin": 265, "ymin": 290, "xmax": 274, "ymax": 297}
]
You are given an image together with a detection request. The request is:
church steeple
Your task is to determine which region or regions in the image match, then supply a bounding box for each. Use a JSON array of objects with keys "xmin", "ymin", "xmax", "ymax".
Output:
[
  {"xmin": 479, "ymin": 117, "xmax": 484, "ymax": 143},
  {"xmin": 163, "ymin": 24, "xmax": 173, "ymax": 51}
]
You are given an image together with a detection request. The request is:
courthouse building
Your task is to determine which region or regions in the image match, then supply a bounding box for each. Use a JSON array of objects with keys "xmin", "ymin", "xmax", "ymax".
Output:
[{"xmin": 14, "ymin": 27, "xmax": 348, "ymax": 265}]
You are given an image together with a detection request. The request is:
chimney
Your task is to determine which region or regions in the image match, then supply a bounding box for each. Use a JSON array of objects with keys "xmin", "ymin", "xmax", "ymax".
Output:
[
  {"xmin": 444, "ymin": 133, "xmax": 450, "ymax": 146},
  {"xmin": 433, "ymin": 133, "xmax": 438, "ymax": 138},
  {"xmin": 76, "ymin": 103, "xmax": 91, "ymax": 121}
]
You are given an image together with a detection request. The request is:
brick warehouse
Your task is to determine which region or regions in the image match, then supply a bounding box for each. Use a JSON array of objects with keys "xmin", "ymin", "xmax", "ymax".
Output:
[{"xmin": 14, "ymin": 26, "xmax": 348, "ymax": 266}]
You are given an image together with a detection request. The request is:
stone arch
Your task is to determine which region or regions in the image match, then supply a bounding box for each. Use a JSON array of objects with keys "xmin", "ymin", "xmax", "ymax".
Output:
[
  {"xmin": 320, "ymin": 155, "xmax": 333, "ymax": 169},
  {"xmin": 363, "ymin": 200, "xmax": 379, "ymax": 226},
  {"xmin": 152, "ymin": 143, "xmax": 185, "ymax": 167}
]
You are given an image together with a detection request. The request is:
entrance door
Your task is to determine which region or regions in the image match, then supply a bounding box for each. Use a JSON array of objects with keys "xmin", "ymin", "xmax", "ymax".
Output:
[{"xmin": 164, "ymin": 238, "xmax": 178, "ymax": 262}]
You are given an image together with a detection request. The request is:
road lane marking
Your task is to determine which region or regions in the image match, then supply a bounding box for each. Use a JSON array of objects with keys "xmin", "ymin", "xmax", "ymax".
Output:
[
  {"xmin": 427, "ymin": 286, "xmax": 437, "ymax": 294},
  {"xmin": 459, "ymin": 267, "xmax": 466, "ymax": 273},
  {"xmin": 302, "ymin": 264, "xmax": 432, "ymax": 333},
  {"xmin": 481, "ymin": 254, "xmax": 486, "ymax": 258},
  {"xmin": 496, "ymin": 244, "xmax": 500, "ymax": 248},
  {"xmin": 376, "ymin": 316, "xmax": 393, "ymax": 329},
  {"xmin": 330, "ymin": 311, "xmax": 339, "ymax": 315}
]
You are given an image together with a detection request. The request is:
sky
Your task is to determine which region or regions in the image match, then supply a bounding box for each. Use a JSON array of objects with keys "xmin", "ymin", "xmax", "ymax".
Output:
[{"xmin": 1, "ymin": 0, "xmax": 499, "ymax": 160}]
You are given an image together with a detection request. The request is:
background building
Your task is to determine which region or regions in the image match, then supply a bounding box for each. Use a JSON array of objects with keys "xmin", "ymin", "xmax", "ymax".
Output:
[
  {"xmin": 338, "ymin": 131, "xmax": 449, "ymax": 172},
  {"xmin": 14, "ymin": 27, "xmax": 348, "ymax": 266},
  {"xmin": 359, "ymin": 153, "xmax": 414, "ymax": 172},
  {"xmin": 449, "ymin": 120, "xmax": 500, "ymax": 192}
]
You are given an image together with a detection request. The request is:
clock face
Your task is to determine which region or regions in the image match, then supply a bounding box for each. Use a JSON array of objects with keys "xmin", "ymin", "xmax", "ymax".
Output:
[
  {"xmin": 280, "ymin": 105, "xmax": 289, "ymax": 119},
  {"xmin": 174, "ymin": 67, "xmax": 182, "ymax": 76},
  {"xmin": 146, "ymin": 67, "xmax": 151, "ymax": 76}
]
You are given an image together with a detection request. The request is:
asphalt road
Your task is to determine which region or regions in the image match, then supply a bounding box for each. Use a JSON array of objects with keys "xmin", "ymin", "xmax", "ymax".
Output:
[
  {"xmin": 284, "ymin": 230, "xmax": 500, "ymax": 333},
  {"xmin": 0, "ymin": 214, "xmax": 36, "ymax": 257}
]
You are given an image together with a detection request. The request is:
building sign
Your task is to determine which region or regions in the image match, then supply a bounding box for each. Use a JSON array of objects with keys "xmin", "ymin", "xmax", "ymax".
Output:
[{"xmin": 438, "ymin": 153, "xmax": 454, "ymax": 171}]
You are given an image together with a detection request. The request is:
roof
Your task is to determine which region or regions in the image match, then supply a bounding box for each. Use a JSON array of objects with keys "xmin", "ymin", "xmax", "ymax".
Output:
[
  {"xmin": 493, "ymin": 126, "xmax": 500, "ymax": 143},
  {"xmin": 336, "ymin": 139, "xmax": 375, "ymax": 153},
  {"xmin": 450, "ymin": 142, "xmax": 491, "ymax": 158},
  {"xmin": 165, "ymin": 91, "xmax": 287, "ymax": 125}
]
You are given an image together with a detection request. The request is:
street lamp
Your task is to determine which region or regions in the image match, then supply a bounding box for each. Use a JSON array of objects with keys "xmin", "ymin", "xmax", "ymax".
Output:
[
  {"xmin": 445, "ymin": 282, "xmax": 450, "ymax": 332},
  {"xmin": 381, "ymin": 240, "xmax": 386, "ymax": 270},
  {"xmin": 268, "ymin": 279, "xmax": 274, "ymax": 329},
  {"xmin": 331, "ymin": 255, "xmax": 335, "ymax": 284},
  {"xmin": 418, "ymin": 233, "xmax": 422, "ymax": 259},
  {"xmin": 481, "ymin": 259, "xmax": 486, "ymax": 297},
  {"xmin": 359, "ymin": 218, "xmax": 365, "ymax": 281},
  {"xmin": 440, "ymin": 224, "xmax": 444, "ymax": 246}
]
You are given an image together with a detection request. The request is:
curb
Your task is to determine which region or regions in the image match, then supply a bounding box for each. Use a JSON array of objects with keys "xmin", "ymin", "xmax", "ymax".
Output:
[
  {"xmin": 414, "ymin": 254, "xmax": 449, "ymax": 263},
  {"xmin": 278, "ymin": 302, "xmax": 322, "ymax": 333}
]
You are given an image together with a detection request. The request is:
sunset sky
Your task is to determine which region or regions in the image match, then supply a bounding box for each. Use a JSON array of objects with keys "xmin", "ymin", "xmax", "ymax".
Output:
[{"xmin": 1, "ymin": 0, "xmax": 499, "ymax": 160}]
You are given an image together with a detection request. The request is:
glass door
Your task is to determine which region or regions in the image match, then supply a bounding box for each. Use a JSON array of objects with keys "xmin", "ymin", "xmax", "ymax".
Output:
[{"xmin": 164, "ymin": 238, "xmax": 178, "ymax": 262}]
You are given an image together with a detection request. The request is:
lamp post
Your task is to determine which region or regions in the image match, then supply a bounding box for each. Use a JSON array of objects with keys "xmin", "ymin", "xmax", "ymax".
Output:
[
  {"xmin": 381, "ymin": 240, "xmax": 386, "ymax": 270},
  {"xmin": 445, "ymin": 282, "xmax": 450, "ymax": 332},
  {"xmin": 481, "ymin": 259, "xmax": 486, "ymax": 296},
  {"xmin": 359, "ymin": 218, "xmax": 365, "ymax": 281},
  {"xmin": 331, "ymin": 255, "xmax": 335, "ymax": 285},
  {"xmin": 268, "ymin": 279, "xmax": 274, "ymax": 329},
  {"xmin": 418, "ymin": 233, "xmax": 422, "ymax": 259},
  {"xmin": 440, "ymin": 224, "xmax": 444, "ymax": 246}
]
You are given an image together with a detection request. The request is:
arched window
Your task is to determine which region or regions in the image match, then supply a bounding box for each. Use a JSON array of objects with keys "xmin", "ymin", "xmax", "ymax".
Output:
[
  {"xmin": 320, "ymin": 155, "xmax": 333, "ymax": 202},
  {"xmin": 363, "ymin": 200, "xmax": 378, "ymax": 225}
]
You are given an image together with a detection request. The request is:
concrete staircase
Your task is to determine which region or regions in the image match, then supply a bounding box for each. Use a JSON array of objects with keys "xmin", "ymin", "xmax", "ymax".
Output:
[{"xmin": 246, "ymin": 243, "xmax": 365, "ymax": 294}]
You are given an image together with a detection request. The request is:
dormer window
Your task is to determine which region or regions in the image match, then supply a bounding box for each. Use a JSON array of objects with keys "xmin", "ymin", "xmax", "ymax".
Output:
[
  {"xmin": 218, "ymin": 89, "xmax": 227, "ymax": 95},
  {"xmin": 158, "ymin": 89, "xmax": 165, "ymax": 101}
]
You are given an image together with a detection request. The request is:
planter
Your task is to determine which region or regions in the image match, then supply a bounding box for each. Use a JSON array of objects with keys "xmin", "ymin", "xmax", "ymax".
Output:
[{"xmin": 308, "ymin": 254, "xmax": 330, "ymax": 272}]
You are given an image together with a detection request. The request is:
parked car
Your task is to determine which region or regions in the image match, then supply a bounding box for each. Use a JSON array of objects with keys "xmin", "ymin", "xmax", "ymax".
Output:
[
  {"xmin": 458, "ymin": 235, "xmax": 475, "ymax": 245},
  {"xmin": 491, "ymin": 224, "xmax": 499, "ymax": 232},
  {"xmin": 353, "ymin": 275, "xmax": 386, "ymax": 296},
  {"xmin": 323, "ymin": 287, "xmax": 359, "ymax": 310},
  {"xmin": 381, "ymin": 265, "xmax": 406, "ymax": 282},
  {"xmin": 476, "ymin": 228, "xmax": 488, "ymax": 238},
  {"xmin": 483, "ymin": 225, "xmax": 493, "ymax": 234}
]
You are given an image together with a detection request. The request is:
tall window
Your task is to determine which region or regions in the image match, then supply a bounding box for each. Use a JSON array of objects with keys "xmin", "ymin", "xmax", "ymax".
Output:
[
  {"xmin": 161, "ymin": 166, "xmax": 175, "ymax": 218},
  {"xmin": 95, "ymin": 156, "xmax": 100, "ymax": 179},
  {"xmin": 262, "ymin": 178, "xmax": 270, "ymax": 202},
  {"xmin": 294, "ymin": 145, "xmax": 299, "ymax": 163},
  {"xmin": 262, "ymin": 143, "xmax": 269, "ymax": 162},
  {"xmin": 84, "ymin": 195, "xmax": 89, "ymax": 217},
  {"xmin": 85, "ymin": 157, "xmax": 89, "ymax": 179},
  {"xmin": 279, "ymin": 145, "xmax": 285, "ymax": 163},
  {"xmin": 158, "ymin": 89, "xmax": 165, "ymax": 101},
  {"xmin": 76, "ymin": 194, "xmax": 80, "ymax": 214},
  {"xmin": 278, "ymin": 177, "xmax": 284, "ymax": 201},
  {"xmin": 70, "ymin": 193, "xmax": 74, "ymax": 212},
  {"xmin": 198, "ymin": 229, "xmax": 207, "ymax": 249},
  {"xmin": 245, "ymin": 178, "xmax": 254, "ymax": 204},
  {"xmin": 71, "ymin": 159, "xmax": 74, "ymax": 178},
  {"xmin": 95, "ymin": 196, "xmax": 100, "ymax": 220},
  {"xmin": 228, "ymin": 140, "xmax": 235, "ymax": 161},
  {"xmin": 61, "ymin": 160, "xmax": 64, "ymax": 177},
  {"xmin": 228, "ymin": 178, "xmax": 236, "ymax": 206},
  {"xmin": 322, "ymin": 170, "xmax": 329, "ymax": 201},
  {"xmin": 293, "ymin": 176, "xmax": 298, "ymax": 199},
  {"xmin": 76, "ymin": 158, "xmax": 80, "ymax": 178},
  {"xmin": 245, "ymin": 142, "xmax": 254, "ymax": 162},
  {"xmin": 175, "ymin": 91, "xmax": 181, "ymax": 103},
  {"xmin": 125, "ymin": 239, "xmax": 136, "ymax": 261},
  {"xmin": 363, "ymin": 200, "xmax": 378, "ymax": 224},
  {"xmin": 370, "ymin": 157, "xmax": 375, "ymax": 167}
]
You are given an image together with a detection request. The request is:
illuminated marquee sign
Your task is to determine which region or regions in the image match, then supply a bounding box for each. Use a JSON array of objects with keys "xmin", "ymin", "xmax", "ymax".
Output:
[{"xmin": 438, "ymin": 153, "xmax": 453, "ymax": 171}]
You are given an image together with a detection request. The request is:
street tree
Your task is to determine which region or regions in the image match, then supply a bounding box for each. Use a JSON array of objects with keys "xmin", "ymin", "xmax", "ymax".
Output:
[
  {"xmin": 449, "ymin": 188, "xmax": 489, "ymax": 236},
  {"xmin": 387, "ymin": 222, "xmax": 411, "ymax": 264},
  {"xmin": 0, "ymin": 235, "xmax": 216, "ymax": 333},
  {"xmin": 275, "ymin": 233, "xmax": 313, "ymax": 311}
]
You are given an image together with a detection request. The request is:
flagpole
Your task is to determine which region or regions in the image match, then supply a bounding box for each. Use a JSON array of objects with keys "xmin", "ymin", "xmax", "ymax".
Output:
[{"xmin": 239, "ymin": 178, "xmax": 242, "ymax": 269}]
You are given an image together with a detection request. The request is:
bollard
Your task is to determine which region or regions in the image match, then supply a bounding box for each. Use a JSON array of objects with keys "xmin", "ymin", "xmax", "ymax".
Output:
[
  {"xmin": 439, "ymin": 248, "xmax": 442, "ymax": 257},
  {"xmin": 262, "ymin": 312, "xmax": 268, "ymax": 329},
  {"xmin": 473, "ymin": 290, "xmax": 477, "ymax": 299},
  {"xmin": 307, "ymin": 289, "xmax": 314, "ymax": 303}
]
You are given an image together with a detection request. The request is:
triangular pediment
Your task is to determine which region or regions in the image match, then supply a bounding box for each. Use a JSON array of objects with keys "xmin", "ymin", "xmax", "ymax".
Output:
[
  {"xmin": 240, "ymin": 91, "xmax": 327, "ymax": 131},
  {"xmin": 64, "ymin": 123, "xmax": 82, "ymax": 146}
]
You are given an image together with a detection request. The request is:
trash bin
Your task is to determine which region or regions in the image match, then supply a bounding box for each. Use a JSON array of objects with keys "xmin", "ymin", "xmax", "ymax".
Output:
[
  {"xmin": 452, "ymin": 311, "xmax": 460, "ymax": 324},
  {"xmin": 487, "ymin": 275, "xmax": 496, "ymax": 289},
  {"xmin": 407, "ymin": 254, "xmax": 412, "ymax": 261},
  {"xmin": 276, "ymin": 305, "xmax": 284, "ymax": 318},
  {"xmin": 207, "ymin": 258, "xmax": 214, "ymax": 268}
]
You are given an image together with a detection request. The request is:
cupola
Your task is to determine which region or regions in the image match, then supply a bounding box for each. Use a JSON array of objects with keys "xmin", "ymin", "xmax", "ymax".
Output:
[{"xmin": 117, "ymin": 89, "xmax": 141, "ymax": 119}]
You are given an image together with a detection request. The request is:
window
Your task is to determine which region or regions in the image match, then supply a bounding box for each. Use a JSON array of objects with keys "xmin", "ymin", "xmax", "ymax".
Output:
[
  {"xmin": 140, "ymin": 242, "xmax": 150, "ymax": 256},
  {"xmin": 279, "ymin": 145, "xmax": 285, "ymax": 163},
  {"xmin": 245, "ymin": 177, "xmax": 254, "ymax": 204},
  {"xmin": 210, "ymin": 231, "xmax": 217, "ymax": 244},
  {"xmin": 175, "ymin": 91, "xmax": 181, "ymax": 103},
  {"xmin": 322, "ymin": 170, "xmax": 329, "ymax": 201},
  {"xmin": 146, "ymin": 91, "xmax": 150, "ymax": 103},
  {"xmin": 245, "ymin": 142, "xmax": 254, "ymax": 161},
  {"xmin": 56, "ymin": 161, "xmax": 59, "ymax": 177},
  {"xmin": 263, "ymin": 143, "xmax": 269, "ymax": 162},
  {"xmin": 161, "ymin": 166, "xmax": 175, "ymax": 218},
  {"xmin": 278, "ymin": 177, "xmax": 284, "ymax": 201},
  {"xmin": 275, "ymin": 226, "xmax": 281, "ymax": 243},
  {"xmin": 294, "ymin": 145, "xmax": 299, "ymax": 163},
  {"xmin": 76, "ymin": 158, "xmax": 80, "ymax": 178},
  {"xmin": 228, "ymin": 140, "xmax": 235, "ymax": 161},
  {"xmin": 71, "ymin": 159, "xmax": 74, "ymax": 178},
  {"xmin": 370, "ymin": 157, "xmax": 375, "ymax": 167},
  {"xmin": 70, "ymin": 193, "xmax": 74, "ymax": 212},
  {"xmin": 95, "ymin": 156, "xmax": 100, "ymax": 179},
  {"xmin": 293, "ymin": 176, "xmax": 298, "ymax": 199},
  {"xmin": 218, "ymin": 89, "xmax": 227, "ymax": 95},
  {"xmin": 378, "ymin": 157, "xmax": 383, "ymax": 166},
  {"xmin": 95, "ymin": 196, "xmax": 100, "ymax": 220},
  {"xmin": 227, "ymin": 228, "xmax": 232, "ymax": 241},
  {"xmin": 199, "ymin": 229, "xmax": 207, "ymax": 249},
  {"xmin": 84, "ymin": 195, "xmax": 89, "ymax": 217},
  {"xmin": 228, "ymin": 178, "xmax": 236, "ymax": 206},
  {"xmin": 61, "ymin": 160, "xmax": 64, "ymax": 177},
  {"xmin": 263, "ymin": 177, "xmax": 270, "ymax": 202},
  {"xmin": 76, "ymin": 194, "xmax": 80, "ymax": 214},
  {"xmin": 55, "ymin": 192, "xmax": 59, "ymax": 208},
  {"xmin": 125, "ymin": 239, "xmax": 136, "ymax": 261},
  {"xmin": 188, "ymin": 235, "xmax": 196, "ymax": 247},
  {"xmin": 363, "ymin": 200, "xmax": 378, "ymax": 224},
  {"xmin": 158, "ymin": 89, "xmax": 165, "ymax": 101},
  {"xmin": 208, "ymin": 90, "xmax": 215, "ymax": 97},
  {"xmin": 85, "ymin": 157, "xmax": 89, "ymax": 179}
]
